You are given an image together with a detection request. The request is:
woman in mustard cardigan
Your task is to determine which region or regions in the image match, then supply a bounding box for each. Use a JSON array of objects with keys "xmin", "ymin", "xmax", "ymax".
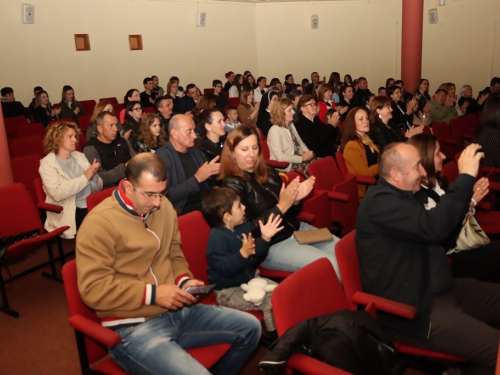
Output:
[{"xmin": 340, "ymin": 107, "xmax": 379, "ymax": 200}]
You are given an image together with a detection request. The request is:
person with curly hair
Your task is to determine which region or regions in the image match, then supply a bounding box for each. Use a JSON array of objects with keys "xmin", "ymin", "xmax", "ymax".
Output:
[
  {"xmin": 136, "ymin": 113, "xmax": 167, "ymax": 153},
  {"xmin": 39, "ymin": 121, "xmax": 102, "ymax": 239}
]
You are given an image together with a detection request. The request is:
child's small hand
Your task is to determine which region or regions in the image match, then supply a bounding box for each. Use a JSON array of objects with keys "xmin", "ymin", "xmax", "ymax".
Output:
[
  {"xmin": 259, "ymin": 213, "xmax": 284, "ymax": 242},
  {"xmin": 240, "ymin": 233, "xmax": 255, "ymax": 258}
]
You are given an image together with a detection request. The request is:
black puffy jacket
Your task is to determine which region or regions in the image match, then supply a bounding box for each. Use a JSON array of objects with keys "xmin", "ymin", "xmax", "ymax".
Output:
[{"xmin": 222, "ymin": 166, "xmax": 302, "ymax": 245}]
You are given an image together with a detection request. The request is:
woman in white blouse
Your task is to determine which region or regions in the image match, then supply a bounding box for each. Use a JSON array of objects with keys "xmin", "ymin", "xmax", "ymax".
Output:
[
  {"xmin": 267, "ymin": 98, "xmax": 315, "ymax": 173},
  {"xmin": 39, "ymin": 121, "xmax": 102, "ymax": 239}
]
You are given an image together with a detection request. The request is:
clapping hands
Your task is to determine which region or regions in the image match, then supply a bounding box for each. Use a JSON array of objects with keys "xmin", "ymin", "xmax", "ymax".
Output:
[{"xmin": 259, "ymin": 213, "xmax": 284, "ymax": 242}]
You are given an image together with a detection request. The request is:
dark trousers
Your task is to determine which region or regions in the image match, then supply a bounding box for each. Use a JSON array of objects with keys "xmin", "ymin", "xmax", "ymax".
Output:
[
  {"xmin": 389, "ymin": 278, "xmax": 500, "ymax": 375},
  {"xmin": 75, "ymin": 207, "xmax": 88, "ymax": 231},
  {"xmin": 451, "ymin": 240, "xmax": 500, "ymax": 283}
]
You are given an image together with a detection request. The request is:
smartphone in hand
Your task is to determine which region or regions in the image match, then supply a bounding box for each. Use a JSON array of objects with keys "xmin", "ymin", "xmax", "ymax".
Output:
[{"xmin": 185, "ymin": 284, "xmax": 216, "ymax": 303}]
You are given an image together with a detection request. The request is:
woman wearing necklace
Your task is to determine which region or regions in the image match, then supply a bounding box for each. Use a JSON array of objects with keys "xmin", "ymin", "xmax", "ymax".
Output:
[
  {"xmin": 369, "ymin": 96, "xmax": 422, "ymax": 152},
  {"xmin": 197, "ymin": 108, "xmax": 227, "ymax": 162},
  {"xmin": 340, "ymin": 107, "xmax": 379, "ymax": 200}
]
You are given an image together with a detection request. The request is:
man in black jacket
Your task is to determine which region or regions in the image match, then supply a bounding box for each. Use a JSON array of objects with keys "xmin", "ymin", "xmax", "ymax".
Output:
[
  {"xmin": 174, "ymin": 83, "xmax": 199, "ymax": 114},
  {"xmin": 357, "ymin": 142, "xmax": 500, "ymax": 375},
  {"xmin": 352, "ymin": 77, "xmax": 372, "ymax": 107},
  {"xmin": 1, "ymin": 87, "xmax": 30, "ymax": 120}
]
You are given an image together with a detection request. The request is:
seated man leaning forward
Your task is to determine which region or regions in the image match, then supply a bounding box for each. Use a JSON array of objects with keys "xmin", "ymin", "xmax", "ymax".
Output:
[
  {"xmin": 357, "ymin": 142, "xmax": 500, "ymax": 375},
  {"xmin": 76, "ymin": 153, "xmax": 261, "ymax": 375},
  {"xmin": 156, "ymin": 114, "xmax": 220, "ymax": 215}
]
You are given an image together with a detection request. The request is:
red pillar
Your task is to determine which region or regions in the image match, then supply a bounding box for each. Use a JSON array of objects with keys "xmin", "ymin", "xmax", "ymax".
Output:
[
  {"xmin": 0, "ymin": 105, "xmax": 14, "ymax": 187},
  {"xmin": 401, "ymin": 0, "xmax": 424, "ymax": 94}
]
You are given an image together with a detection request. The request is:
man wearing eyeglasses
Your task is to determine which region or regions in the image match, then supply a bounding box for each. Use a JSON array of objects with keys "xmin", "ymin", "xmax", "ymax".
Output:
[
  {"xmin": 84, "ymin": 111, "xmax": 135, "ymax": 188},
  {"xmin": 76, "ymin": 152, "xmax": 261, "ymax": 375},
  {"xmin": 156, "ymin": 114, "xmax": 220, "ymax": 215}
]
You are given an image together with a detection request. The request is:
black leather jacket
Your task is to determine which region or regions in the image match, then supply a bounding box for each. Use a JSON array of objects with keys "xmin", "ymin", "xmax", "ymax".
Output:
[
  {"xmin": 222, "ymin": 167, "xmax": 302, "ymax": 245},
  {"xmin": 197, "ymin": 136, "xmax": 226, "ymax": 162}
]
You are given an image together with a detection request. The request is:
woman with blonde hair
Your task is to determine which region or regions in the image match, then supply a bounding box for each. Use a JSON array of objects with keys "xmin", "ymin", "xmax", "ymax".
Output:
[
  {"xmin": 166, "ymin": 80, "xmax": 183, "ymax": 103},
  {"xmin": 34, "ymin": 90, "xmax": 61, "ymax": 127},
  {"xmin": 237, "ymin": 87, "xmax": 259, "ymax": 128},
  {"xmin": 267, "ymin": 98, "xmax": 315, "ymax": 174},
  {"xmin": 439, "ymin": 82, "xmax": 469, "ymax": 116},
  {"xmin": 136, "ymin": 113, "xmax": 167, "ymax": 153},
  {"xmin": 39, "ymin": 121, "xmax": 102, "ymax": 239},
  {"xmin": 340, "ymin": 107, "xmax": 379, "ymax": 200}
]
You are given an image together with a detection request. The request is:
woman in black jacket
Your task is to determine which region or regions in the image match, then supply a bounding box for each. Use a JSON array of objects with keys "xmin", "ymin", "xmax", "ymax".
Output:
[
  {"xmin": 196, "ymin": 108, "xmax": 226, "ymax": 162},
  {"xmin": 219, "ymin": 125, "xmax": 341, "ymax": 277},
  {"xmin": 387, "ymin": 85, "xmax": 417, "ymax": 133},
  {"xmin": 256, "ymin": 91, "xmax": 279, "ymax": 137}
]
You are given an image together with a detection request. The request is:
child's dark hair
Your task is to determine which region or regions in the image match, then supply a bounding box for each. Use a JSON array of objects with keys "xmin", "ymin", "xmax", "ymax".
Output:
[
  {"xmin": 226, "ymin": 106, "xmax": 238, "ymax": 115},
  {"xmin": 201, "ymin": 187, "xmax": 240, "ymax": 227}
]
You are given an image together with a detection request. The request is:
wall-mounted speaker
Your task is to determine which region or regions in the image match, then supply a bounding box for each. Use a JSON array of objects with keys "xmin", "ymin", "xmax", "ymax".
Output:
[
  {"xmin": 311, "ymin": 15, "xmax": 319, "ymax": 29},
  {"xmin": 23, "ymin": 4, "xmax": 35, "ymax": 24},
  {"xmin": 197, "ymin": 12, "xmax": 206, "ymax": 27}
]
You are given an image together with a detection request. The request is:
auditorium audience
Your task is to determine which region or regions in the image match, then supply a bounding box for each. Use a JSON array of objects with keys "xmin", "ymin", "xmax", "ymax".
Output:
[
  {"xmin": 58, "ymin": 85, "xmax": 87, "ymax": 125},
  {"xmin": 197, "ymin": 109, "xmax": 227, "ymax": 162},
  {"xmin": 84, "ymin": 111, "xmax": 135, "ymax": 188},
  {"xmin": 87, "ymin": 100, "xmax": 127, "ymax": 140},
  {"xmin": 229, "ymin": 74, "xmax": 244, "ymax": 98},
  {"xmin": 474, "ymin": 95, "xmax": 500, "ymax": 169},
  {"xmin": 140, "ymin": 77, "xmax": 157, "ymax": 108},
  {"xmin": 339, "ymin": 84, "xmax": 354, "ymax": 121},
  {"xmin": 175, "ymin": 83, "xmax": 199, "ymax": 114},
  {"xmin": 122, "ymin": 101, "xmax": 143, "ymax": 152},
  {"xmin": 238, "ymin": 88, "xmax": 259, "ymax": 129},
  {"xmin": 29, "ymin": 86, "xmax": 43, "ymax": 114},
  {"xmin": 340, "ymin": 107, "xmax": 379, "ymax": 200},
  {"xmin": 224, "ymin": 71, "xmax": 235, "ymax": 92},
  {"xmin": 267, "ymin": 98, "xmax": 315, "ymax": 174},
  {"xmin": 253, "ymin": 76, "xmax": 268, "ymax": 103},
  {"xmin": 1, "ymin": 87, "xmax": 30, "ymax": 120},
  {"xmin": 429, "ymin": 88, "xmax": 458, "ymax": 124},
  {"xmin": 439, "ymin": 82, "xmax": 468, "ymax": 116},
  {"xmin": 294, "ymin": 95, "xmax": 340, "ymax": 158},
  {"xmin": 415, "ymin": 78, "xmax": 431, "ymax": 111},
  {"xmin": 224, "ymin": 106, "xmax": 242, "ymax": 132},
  {"xmin": 388, "ymin": 85, "xmax": 418, "ymax": 133},
  {"xmin": 156, "ymin": 114, "xmax": 219, "ymax": 215},
  {"xmin": 316, "ymin": 83, "xmax": 336, "ymax": 122},
  {"xmin": 256, "ymin": 91, "xmax": 278, "ymax": 137},
  {"xmin": 394, "ymin": 80, "xmax": 413, "ymax": 103},
  {"xmin": 34, "ymin": 90, "xmax": 61, "ymax": 127},
  {"xmin": 155, "ymin": 96, "xmax": 174, "ymax": 134},
  {"xmin": 136, "ymin": 113, "xmax": 167, "ymax": 153},
  {"xmin": 478, "ymin": 76, "xmax": 500, "ymax": 99},
  {"xmin": 352, "ymin": 77, "xmax": 372, "ymax": 107},
  {"xmin": 39, "ymin": 121, "xmax": 102, "ymax": 239},
  {"xmin": 408, "ymin": 133, "xmax": 500, "ymax": 283},
  {"xmin": 166, "ymin": 79, "xmax": 183, "ymax": 104},
  {"xmin": 120, "ymin": 89, "xmax": 141, "ymax": 123},
  {"xmin": 458, "ymin": 84, "xmax": 488, "ymax": 115},
  {"xmin": 245, "ymin": 74, "xmax": 257, "ymax": 90},
  {"xmin": 151, "ymin": 75, "xmax": 164, "ymax": 97},
  {"xmin": 305, "ymin": 72, "xmax": 322, "ymax": 95},
  {"xmin": 192, "ymin": 93, "xmax": 217, "ymax": 123},
  {"xmin": 213, "ymin": 79, "xmax": 228, "ymax": 113},
  {"xmin": 220, "ymin": 125, "xmax": 341, "ymax": 276}
]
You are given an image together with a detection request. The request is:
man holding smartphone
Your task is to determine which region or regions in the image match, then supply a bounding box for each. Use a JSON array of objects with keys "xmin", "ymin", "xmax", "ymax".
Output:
[{"xmin": 76, "ymin": 153, "xmax": 261, "ymax": 375}]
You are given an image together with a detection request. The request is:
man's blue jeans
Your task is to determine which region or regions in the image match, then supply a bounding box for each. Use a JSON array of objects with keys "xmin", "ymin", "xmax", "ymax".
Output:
[{"xmin": 109, "ymin": 304, "xmax": 261, "ymax": 375}]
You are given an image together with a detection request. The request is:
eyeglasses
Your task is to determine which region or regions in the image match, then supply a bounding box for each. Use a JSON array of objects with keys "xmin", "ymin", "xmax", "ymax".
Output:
[
  {"xmin": 132, "ymin": 107, "xmax": 143, "ymax": 112},
  {"xmin": 303, "ymin": 102, "xmax": 317, "ymax": 107},
  {"xmin": 132, "ymin": 183, "xmax": 166, "ymax": 199}
]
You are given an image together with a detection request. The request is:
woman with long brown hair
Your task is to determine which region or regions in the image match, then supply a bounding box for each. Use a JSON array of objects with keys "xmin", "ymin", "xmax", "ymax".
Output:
[
  {"xmin": 219, "ymin": 125, "xmax": 341, "ymax": 278},
  {"xmin": 136, "ymin": 113, "xmax": 167, "ymax": 153},
  {"xmin": 237, "ymin": 88, "xmax": 259, "ymax": 128},
  {"xmin": 340, "ymin": 107, "xmax": 379, "ymax": 200}
]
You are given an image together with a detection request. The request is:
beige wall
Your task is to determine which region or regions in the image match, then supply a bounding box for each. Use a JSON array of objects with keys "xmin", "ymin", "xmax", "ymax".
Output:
[
  {"xmin": 1, "ymin": 0, "xmax": 499, "ymax": 106},
  {"xmin": 0, "ymin": 0, "xmax": 258, "ymax": 105}
]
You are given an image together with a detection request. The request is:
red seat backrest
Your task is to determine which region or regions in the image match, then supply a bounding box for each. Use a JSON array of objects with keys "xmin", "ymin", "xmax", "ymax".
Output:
[
  {"xmin": 272, "ymin": 258, "xmax": 349, "ymax": 336},
  {"xmin": 177, "ymin": 211, "xmax": 211, "ymax": 284},
  {"xmin": 334, "ymin": 230, "xmax": 363, "ymax": 310},
  {"xmin": 99, "ymin": 97, "xmax": 119, "ymax": 107},
  {"xmin": 86, "ymin": 188, "xmax": 115, "ymax": 212},
  {"xmin": 431, "ymin": 122, "xmax": 452, "ymax": 140},
  {"xmin": 308, "ymin": 156, "xmax": 345, "ymax": 191},
  {"xmin": 441, "ymin": 161, "xmax": 459, "ymax": 183},
  {"xmin": 10, "ymin": 154, "xmax": 42, "ymax": 205},
  {"xmin": 10, "ymin": 135, "xmax": 44, "ymax": 158},
  {"xmin": 14, "ymin": 123, "xmax": 46, "ymax": 139}
]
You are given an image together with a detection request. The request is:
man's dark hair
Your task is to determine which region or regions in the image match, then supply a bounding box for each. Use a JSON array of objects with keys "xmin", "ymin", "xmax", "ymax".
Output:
[
  {"xmin": 288, "ymin": 90, "xmax": 303, "ymax": 101},
  {"xmin": 302, "ymin": 78, "xmax": 310, "ymax": 85},
  {"xmin": 394, "ymin": 80, "xmax": 404, "ymax": 86},
  {"xmin": 201, "ymin": 186, "xmax": 240, "ymax": 227},
  {"xmin": 378, "ymin": 86, "xmax": 386, "ymax": 94},
  {"xmin": 170, "ymin": 76, "xmax": 180, "ymax": 82},
  {"xmin": 257, "ymin": 76, "xmax": 266, "ymax": 85},
  {"xmin": 154, "ymin": 96, "xmax": 171, "ymax": 111},
  {"xmin": 96, "ymin": 110, "xmax": 116, "ymax": 126},
  {"xmin": 186, "ymin": 83, "xmax": 196, "ymax": 92},
  {"xmin": 358, "ymin": 77, "xmax": 367, "ymax": 82},
  {"xmin": 1, "ymin": 87, "xmax": 13, "ymax": 97},
  {"xmin": 285, "ymin": 74, "xmax": 293, "ymax": 81},
  {"xmin": 226, "ymin": 106, "xmax": 237, "ymax": 114},
  {"xmin": 126, "ymin": 153, "xmax": 168, "ymax": 185},
  {"xmin": 151, "ymin": 75, "xmax": 158, "ymax": 80},
  {"xmin": 434, "ymin": 88, "xmax": 448, "ymax": 96},
  {"xmin": 386, "ymin": 85, "xmax": 400, "ymax": 97},
  {"xmin": 212, "ymin": 79, "xmax": 222, "ymax": 87},
  {"xmin": 490, "ymin": 77, "xmax": 500, "ymax": 86},
  {"xmin": 34, "ymin": 86, "xmax": 43, "ymax": 93},
  {"xmin": 143, "ymin": 77, "xmax": 153, "ymax": 85}
]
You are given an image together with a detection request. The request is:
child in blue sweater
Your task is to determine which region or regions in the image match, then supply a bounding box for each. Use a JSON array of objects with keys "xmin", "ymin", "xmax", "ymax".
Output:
[{"xmin": 201, "ymin": 186, "xmax": 283, "ymax": 331}]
